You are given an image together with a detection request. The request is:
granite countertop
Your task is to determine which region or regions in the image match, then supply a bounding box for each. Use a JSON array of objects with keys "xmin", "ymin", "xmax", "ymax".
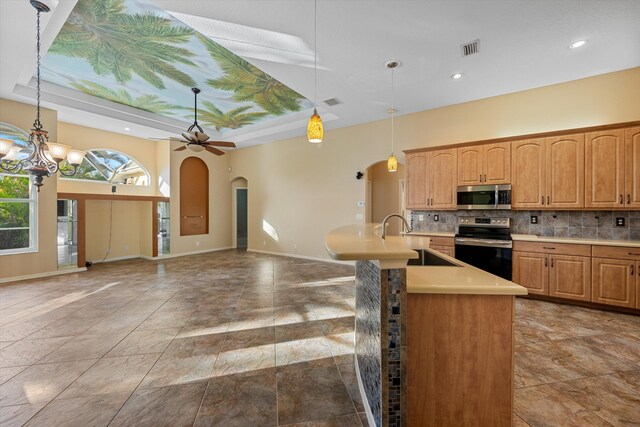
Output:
[{"xmin": 407, "ymin": 248, "xmax": 528, "ymax": 296}]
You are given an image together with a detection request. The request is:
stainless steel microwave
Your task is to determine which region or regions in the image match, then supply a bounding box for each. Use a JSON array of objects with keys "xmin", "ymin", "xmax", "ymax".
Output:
[{"xmin": 457, "ymin": 184, "xmax": 511, "ymax": 210}]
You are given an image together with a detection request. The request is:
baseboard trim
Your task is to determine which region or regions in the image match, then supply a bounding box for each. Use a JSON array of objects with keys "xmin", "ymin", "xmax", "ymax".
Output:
[
  {"xmin": 0, "ymin": 267, "xmax": 87, "ymax": 285},
  {"xmin": 355, "ymin": 356, "xmax": 375, "ymax": 427},
  {"xmin": 141, "ymin": 246, "xmax": 234, "ymax": 261},
  {"xmin": 89, "ymin": 255, "xmax": 140, "ymax": 264},
  {"xmin": 247, "ymin": 249, "xmax": 355, "ymax": 266}
]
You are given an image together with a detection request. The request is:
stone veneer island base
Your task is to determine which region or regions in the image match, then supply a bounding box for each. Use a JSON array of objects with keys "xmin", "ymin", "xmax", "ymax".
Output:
[{"xmin": 325, "ymin": 225, "xmax": 527, "ymax": 427}]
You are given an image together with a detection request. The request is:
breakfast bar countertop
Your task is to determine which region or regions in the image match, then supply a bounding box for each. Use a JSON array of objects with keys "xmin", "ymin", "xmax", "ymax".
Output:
[{"xmin": 325, "ymin": 224, "xmax": 429, "ymax": 261}]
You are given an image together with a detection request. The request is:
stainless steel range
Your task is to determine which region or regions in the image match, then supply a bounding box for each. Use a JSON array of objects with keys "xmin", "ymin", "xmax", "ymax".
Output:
[{"xmin": 454, "ymin": 216, "xmax": 512, "ymax": 280}]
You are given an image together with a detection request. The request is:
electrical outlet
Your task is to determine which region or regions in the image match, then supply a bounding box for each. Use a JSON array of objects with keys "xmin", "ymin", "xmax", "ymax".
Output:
[
  {"xmin": 418, "ymin": 214, "xmax": 424, "ymax": 221},
  {"xmin": 531, "ymin": 215, "xmax": 538, "ymax": 224},
  {"xmin": 616, "ymin": 217, "xmax": 625, "ymax": 227},
  {"xmin": 356, "ymin": 213, "xmax": 363, "ymax": 220},
  {"xmin": 434, "ymin": 214, "xmax": 439, "ymax": 222}
]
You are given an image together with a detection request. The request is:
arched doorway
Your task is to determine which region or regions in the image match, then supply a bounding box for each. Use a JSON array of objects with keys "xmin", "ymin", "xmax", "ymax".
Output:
[
  {"xmin": 365, "ymin": 161, "xmax": 406, "ymax": 235},
  {"xmin": 231, "ymin": 177, "xmax": 248, "ymax": 249}
]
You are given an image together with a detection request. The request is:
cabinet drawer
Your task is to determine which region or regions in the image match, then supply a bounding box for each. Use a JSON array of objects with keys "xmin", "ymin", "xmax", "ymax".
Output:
[
  {"xmin": 512, "ymin": 241, "xmax": 590, "ymax": 256},
  {"xmin": 592, "ymin": 245, "xmax": 640, "ymax": 260},
  {"xmin": 425, "ymin": 236, "xmax": 455, "ymax": 246}
]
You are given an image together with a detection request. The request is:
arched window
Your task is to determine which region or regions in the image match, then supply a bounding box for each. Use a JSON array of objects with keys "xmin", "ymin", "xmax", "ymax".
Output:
[{"xmin": 61, "ymin": 149, "xmax": 150, "ymax": 186}]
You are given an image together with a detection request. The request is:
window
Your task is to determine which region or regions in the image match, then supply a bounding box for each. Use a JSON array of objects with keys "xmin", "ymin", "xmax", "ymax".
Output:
[
  {"xmin": 61, "ymin": 149, "xmax": 149, "ymax": 186},
  {"xmin": 0, "ymin": 174, "xmax": 37, "ymax": 254},
  {"xmin": 0, "ymin": 124, "xmax": 37, "ymax": 254}
]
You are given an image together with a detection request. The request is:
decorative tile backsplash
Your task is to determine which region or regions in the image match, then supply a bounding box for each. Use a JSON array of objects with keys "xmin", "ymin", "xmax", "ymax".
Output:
[{"xmin": 411, "ymin": 210, "xmax": 640, "ymax": 241}]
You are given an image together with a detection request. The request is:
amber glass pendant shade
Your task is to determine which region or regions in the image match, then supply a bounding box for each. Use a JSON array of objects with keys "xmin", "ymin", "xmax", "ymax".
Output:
[
  {"xmin": 307, "ymin": 108, "xmax": 323, "ymax": 143},
  {"xmin": 387, "ymin": 154, "xmax": 398, "ymax": 172}
]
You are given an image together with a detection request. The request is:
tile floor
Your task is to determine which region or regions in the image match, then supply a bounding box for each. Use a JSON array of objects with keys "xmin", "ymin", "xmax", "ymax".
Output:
[{"xmin": 0, "ymin": 250, "xmax": 638, "ymax": 426}]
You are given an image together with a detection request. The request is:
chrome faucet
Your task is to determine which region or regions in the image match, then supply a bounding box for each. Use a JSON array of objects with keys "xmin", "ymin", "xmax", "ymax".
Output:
[{"xmin": 381, "ymin": 213, "xmax": 412, "ymax": 239}]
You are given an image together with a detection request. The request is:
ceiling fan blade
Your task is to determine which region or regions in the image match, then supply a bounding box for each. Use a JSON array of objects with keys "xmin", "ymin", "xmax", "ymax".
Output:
[
  {"xmin": 205, "ymin": 146, "xmax": 226, "ymax": 156},
  {"xmin": 174, "ymin": 146, "xmax": 188, "ymax": 151},
  {"xmin": 149, "ymin": 136, "xmax": 188, "ymax": 142},
  {"xmin": 205, "ymin": 141, "xmax": 236, "ymax": 147}
]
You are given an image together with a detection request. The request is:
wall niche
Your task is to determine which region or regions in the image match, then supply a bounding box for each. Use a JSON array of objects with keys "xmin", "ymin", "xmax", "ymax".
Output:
[{"xmin": 180, "ymin": 157, "xmax": 209, "ymax": 236}]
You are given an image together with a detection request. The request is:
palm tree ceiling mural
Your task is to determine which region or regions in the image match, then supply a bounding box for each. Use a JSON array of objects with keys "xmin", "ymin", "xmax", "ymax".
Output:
[{"xmin": 41, "ymin": 0, "xmax": 312, "ymax": 133}]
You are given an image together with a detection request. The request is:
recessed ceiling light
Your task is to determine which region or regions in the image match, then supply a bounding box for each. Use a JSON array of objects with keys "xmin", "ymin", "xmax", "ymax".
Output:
[
  {"xmin": 124, "ymin": 127, "xmax": 131, "ymax": 131},
  {"xmin": 570, "ymin": 40, "xmax": 587, "ymax": 49},
  {"xmin": 451, "ymin": 73, "xmax": 463, "ymax": 80}
]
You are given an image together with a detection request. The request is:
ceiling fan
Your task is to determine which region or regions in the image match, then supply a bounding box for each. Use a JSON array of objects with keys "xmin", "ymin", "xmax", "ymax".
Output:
[{"xmin": 152, "ymin": 87, "xmax": 236, "ymax": 156}]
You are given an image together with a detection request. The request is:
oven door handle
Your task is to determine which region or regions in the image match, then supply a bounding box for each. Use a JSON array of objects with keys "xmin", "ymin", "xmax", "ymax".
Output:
[{"xmin": 454, "ymin": 238, "xmax": 513, "ymax": 248}]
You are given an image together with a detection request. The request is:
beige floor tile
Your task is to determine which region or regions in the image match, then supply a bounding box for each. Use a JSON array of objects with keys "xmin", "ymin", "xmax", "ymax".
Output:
[
  {"xmin": 40, "ymin": 333, "xmax": 127, "ymax": 363},
  {"xmin": 110, "ymin": 381, "xmax": 206, "ymax": 427},
  {"xmin": 194, "ymin": 368, "xmax": 277, "ymax": 427},
  {"xmin": 138, "ymin": 353, "xmax": 216, "ymax": 389},
  {"xmin": 276, "ymin": 337, "xmax": 334, "ymax": 371},
  {"xmin": 106, "ymin": 328, "xmax": 179, "ymax": 357},
  {"xmin": 0, "ymin": 366, "xmax": 26, "ymax": 386},
  {"xmin": 0, "ymin": 403, "xmax": 46, "ymax": 427},
  {"xmin": 0, "ymin": 337, "xmax": 73, "ymax": 368},
  {"xmin": 24, "ymin": 392, "xmax": 129, "ymax": 427},
  {"xmin": 211, "ymin": 344, "xmax": 276, "ymax": 377},
  {"xmin": 0, "ymin": 359, "xmax": 96, "ymax": 406},
  {"xmin": 58, "ymin": 354, "xmax": 160, "ymax": 399}
]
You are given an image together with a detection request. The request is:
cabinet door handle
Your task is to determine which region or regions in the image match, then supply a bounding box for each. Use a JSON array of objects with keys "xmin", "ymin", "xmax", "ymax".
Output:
[
  {"xmin": 544, "ymin": 258, "xmax": 548, "ymax": 267},
  {"xmin": 627, "ymin": 253, "xmax": 640, "ymax": 256},
  {"xmin": 620, "ymin": 194, "xmax": 623, "ymax": 204},
  {"xmin": 480, "ymin": 174, "xmax": 483, "ymax": 182},
  {"xmin": 551, "ymin": 258, "xmax": 554, "ymax": 268},
  {"xmin": 631, "ymin": 265, "xmax": 634, "ymax": 276},
  {"xmin": 543, "ymin": 247, "xmax": 556, "ymax": 250},
  {"xmin": 483, "ymin": 174, "xmax": 486, "ymax": 182},
  {"xmin": 541, "ymin": 196, "xmax": 545, "ymax": 205},
  {"xmin": 547, "ymin": 195, "xmax": 550, "ymax": 205},
  {"xmin": 628, "ymin": 194, "xmax": 631, "ymax": 204}
]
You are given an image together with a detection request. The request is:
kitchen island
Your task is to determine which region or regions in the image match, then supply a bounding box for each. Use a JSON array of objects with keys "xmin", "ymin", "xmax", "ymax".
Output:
[{"xmin": 325, "ymin": 224, "xmax": 527, "ymax": 427}]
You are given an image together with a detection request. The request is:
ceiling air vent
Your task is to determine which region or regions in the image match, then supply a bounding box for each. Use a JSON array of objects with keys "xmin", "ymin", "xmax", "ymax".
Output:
[
  {"xmin": 461, "ymin": 39, "xmax": 480, "ymax": 57},
  {"xmin": 323, "ymin": 97, "xmax": 342, "ymax": 107}
]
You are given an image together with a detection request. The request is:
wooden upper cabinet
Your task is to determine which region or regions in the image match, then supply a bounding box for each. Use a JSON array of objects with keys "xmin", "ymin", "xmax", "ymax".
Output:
[
  {"xmin": 625, "ymin": 126, "xmax": 640, "ymax": 208},
  {"xmin": 429, "ymin": 148, "xmax": 457, "ymax": 210},
  {"xmin": 457, "ymin": 146, "xmax": 483, "ymax": 186},
  {"xmin": 512, "ymin": 139, "xmax": 545, "ymax": 208},
  {"xmin": 485, "ymin": 142, "xmax": 511, "ymax": 184},
  {"xmin": 406, "ymin": 152, "xmax": 429, "ymax": 209},
  {"xmin": 457, "ymin": 142, "xmax": 510, "ymax": 186},
  {"xmin": 585, "ymin": 130, "xmax": 625, "ymax": 208},
  {"xmin": 546, "ymin": 134, "xmax": 584, "ymax": 208}
]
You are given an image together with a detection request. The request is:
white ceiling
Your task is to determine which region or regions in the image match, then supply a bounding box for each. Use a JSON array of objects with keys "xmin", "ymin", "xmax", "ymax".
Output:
[{"xmin": 1, "ymin": 0, "xmax": 639, "ymax": 149}]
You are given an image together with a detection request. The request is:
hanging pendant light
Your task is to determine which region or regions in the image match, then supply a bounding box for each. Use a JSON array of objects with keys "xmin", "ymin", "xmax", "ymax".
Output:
[
  {"xmin": 0, "ymin": 1, "xmax": 85, "ymax": 191},
  {"xmin": 386, "ymin": 61, "xmax": 399, "ymax": 172},
  {"xmin": 307, "ymin": 0, "xmax": 323, "ymax": 143}
]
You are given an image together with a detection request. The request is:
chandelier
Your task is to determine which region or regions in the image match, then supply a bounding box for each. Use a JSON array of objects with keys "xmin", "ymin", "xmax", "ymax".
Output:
[
  {"xmin": 306, "ymin": 0, "xmax": 323, "ymax": 143},
  {"xmin": 0, "ymin": 0, "xmax": 85, "ymax": 191}
]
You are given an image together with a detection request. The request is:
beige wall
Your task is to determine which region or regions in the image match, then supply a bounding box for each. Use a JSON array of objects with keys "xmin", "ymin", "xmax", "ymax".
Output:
[
  {"xmin": 0, "ymin": 99, "xmax": 59, "ymax": 279},
  {"xmin": 169, "ymin": 142, "xmax": 232, "ymax": 254},
  {"xmin": 85, "ymin": 200, "xmax": 153, "ymax": 262},
  {"xmin": 230, "ymin": 67, "xmax": 640, "ymax": 260}
]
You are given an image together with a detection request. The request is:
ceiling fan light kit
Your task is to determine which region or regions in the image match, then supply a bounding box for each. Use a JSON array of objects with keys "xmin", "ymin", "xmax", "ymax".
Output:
[{"xmin": 171, "ymin": 87, "xmax": 236, "ymax": 156}]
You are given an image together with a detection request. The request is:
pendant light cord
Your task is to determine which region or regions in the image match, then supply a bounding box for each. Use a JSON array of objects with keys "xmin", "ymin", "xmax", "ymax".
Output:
[
  {"xmin": 314, "ymin": 0, "xmax": 317, "ymax": 107},
  {"xmin": 34, "ymin": 9, "xmax": 42, "ymax": 130},
  {"xmin": 391, "ymin": 66, "xmax": 395, "ymax": 154}
]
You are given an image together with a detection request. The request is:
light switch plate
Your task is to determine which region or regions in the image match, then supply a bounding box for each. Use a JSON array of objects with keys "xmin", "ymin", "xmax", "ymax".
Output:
[
  {"xmin": 616, "ymin": 217, "xmax": 625, "ymax": 227},
  {"xmin": 418, "ymin": 214, "xmax": 424, "ymax": 221}
]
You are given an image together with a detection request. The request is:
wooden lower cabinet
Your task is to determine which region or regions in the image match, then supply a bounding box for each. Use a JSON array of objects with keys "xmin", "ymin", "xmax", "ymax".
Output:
[
  {"xmin": 430, "ymin": 244, "xmax": 454, "ymax": 257},
  {"xmin": 592, "ymin": 258, "xmax": 637, "ymax": 308},
  {"xmin": 513, "ymin": 251, "xmax": 548, "ymax": 295},
  {"xmin": 408, "ymin": 294, "xmax": 514, "ymax": 427},
  {"xmin": 512, "ymin": 243, "xmax": 591, "ymax": 301},
  {"xmin": 549, "ymin": 255, "xmax": 591, "ymax": 301}
]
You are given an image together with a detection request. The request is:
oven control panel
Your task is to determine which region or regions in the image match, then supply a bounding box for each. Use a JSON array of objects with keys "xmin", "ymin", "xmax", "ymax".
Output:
[{"xmin": 458, "ymin": 217, "xmax": 510, "ymax": 227}]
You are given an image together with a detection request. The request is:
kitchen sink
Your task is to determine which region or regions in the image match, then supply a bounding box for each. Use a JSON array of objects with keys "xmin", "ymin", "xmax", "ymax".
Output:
[{"xmin": 408, "ymin": 249, "xmax": 461, "ymax": 267}]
